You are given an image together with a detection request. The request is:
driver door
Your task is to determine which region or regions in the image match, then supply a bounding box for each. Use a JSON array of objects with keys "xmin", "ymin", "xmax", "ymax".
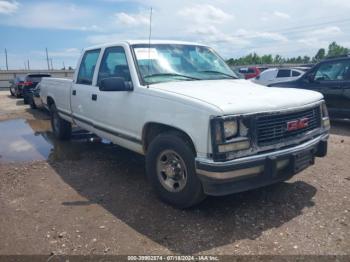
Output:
[{"xmin": 308, "ymin": 60, "xmax": 347, "ymax": 112}]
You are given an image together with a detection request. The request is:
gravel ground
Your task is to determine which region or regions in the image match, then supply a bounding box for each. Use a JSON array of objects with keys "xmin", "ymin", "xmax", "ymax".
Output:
[{"xmin": 0, "ymin": 90, "xmax": 349, "ymax": 256}]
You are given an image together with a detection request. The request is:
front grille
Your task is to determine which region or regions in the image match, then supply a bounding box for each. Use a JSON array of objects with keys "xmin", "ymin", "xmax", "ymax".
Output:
[{"xmin": 256, "ymin": 106, "xmax": 321, "ymax": 146}]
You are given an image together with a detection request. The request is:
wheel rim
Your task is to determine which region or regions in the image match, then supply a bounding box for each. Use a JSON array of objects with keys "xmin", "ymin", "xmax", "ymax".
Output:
[
  {"xmin": 52, "ymin": 111, "xmax": 60, "ymax": 133},
  {"xmin": 156, "ymin": 149, "xmax": 187, "ymax": 192}
]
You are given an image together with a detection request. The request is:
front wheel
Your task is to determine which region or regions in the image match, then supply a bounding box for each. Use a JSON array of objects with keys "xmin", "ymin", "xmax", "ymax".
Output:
[
  {"xmin": 50, "ymin": 104, "xmax": 72, "ymax": 140},
  {"xmin": 146, "ymin": 132, "xmax": 205, "ymax": 208}
]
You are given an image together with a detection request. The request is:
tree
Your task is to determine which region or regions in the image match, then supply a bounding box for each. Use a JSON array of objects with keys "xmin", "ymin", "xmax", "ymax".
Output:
[
  {"xmin": 313, "ymin": 48, "xmax": 325, "ymax": 62},
  {"xmin": 327, "ymin": 42, "xmax": 349, "ymax": 57}
]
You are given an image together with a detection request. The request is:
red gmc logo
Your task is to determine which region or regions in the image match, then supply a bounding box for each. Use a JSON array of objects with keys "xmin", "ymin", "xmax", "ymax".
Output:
[{"xmin": 287, "ymin": 117, "xmax": 309, "ymax": 131}]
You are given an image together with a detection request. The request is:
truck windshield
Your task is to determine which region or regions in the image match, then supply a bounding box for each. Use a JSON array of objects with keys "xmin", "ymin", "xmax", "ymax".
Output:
[{"xmin": 132, "ymin": 44, "xmax": 238, "ymax": 85}]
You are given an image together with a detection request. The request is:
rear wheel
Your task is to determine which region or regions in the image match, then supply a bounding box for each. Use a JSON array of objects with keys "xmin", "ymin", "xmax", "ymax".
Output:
[
  {"xmin": 146, "ymin": 132, "xmax": 205, "ymax": 208},
  {"xmin": 9, "ymin": 87, "xmax": 15, "ymax": 96},
  {"xmin": 29, "ymin": 97, "xmax": 37, "ymax": 109},
  {"xmin": 50, "ymin": 104, "xmax": 72, "ymax": 140}
]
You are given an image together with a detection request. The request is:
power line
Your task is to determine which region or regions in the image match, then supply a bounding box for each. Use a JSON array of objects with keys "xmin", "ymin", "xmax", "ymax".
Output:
[{"xmin": 45, "ymin": 48, "xmax": 50, "ymax": 70}]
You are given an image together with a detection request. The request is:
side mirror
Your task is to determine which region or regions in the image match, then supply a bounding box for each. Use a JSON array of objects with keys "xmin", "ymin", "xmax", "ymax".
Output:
[
  {"xmin": 305, "ymin": 73, "xmax": 315, "ymax": 83},
  {"xmin": 99, "ymin": 77, "xmax": 133, "ymax": 92}
]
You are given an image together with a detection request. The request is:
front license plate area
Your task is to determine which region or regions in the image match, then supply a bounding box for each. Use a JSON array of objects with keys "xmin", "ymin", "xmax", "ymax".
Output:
[{"xmin": 293, "ymin": 151, "xmax": 315, "ymax": 173}]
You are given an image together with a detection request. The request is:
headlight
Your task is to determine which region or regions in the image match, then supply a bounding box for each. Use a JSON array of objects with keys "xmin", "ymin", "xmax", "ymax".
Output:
[
  {"xmin": 321, "ymin": 101, "xmax": 330, "ymax": 130},
  {"xmin": 321, "ymin": 101, "xmax": 329, "ymax": 117},
  {"xmin": 211, "ymin": 117, "xmax": 251, "ymax": 160},
  {"xmin": 223, "ymin": 120, "xmax": 238, "ymax": 140}
]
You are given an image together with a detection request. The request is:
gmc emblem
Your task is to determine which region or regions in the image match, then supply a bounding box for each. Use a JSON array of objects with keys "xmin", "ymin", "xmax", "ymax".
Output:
[{"xmin": 286, "ymin": 117, "xmax": 309, "ymax": 131}]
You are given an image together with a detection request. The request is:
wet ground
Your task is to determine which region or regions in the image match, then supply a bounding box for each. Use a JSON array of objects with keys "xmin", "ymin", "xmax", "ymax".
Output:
[{"xmin": 0, "ymin": 91, "xmax": 349, "ymax": 256}]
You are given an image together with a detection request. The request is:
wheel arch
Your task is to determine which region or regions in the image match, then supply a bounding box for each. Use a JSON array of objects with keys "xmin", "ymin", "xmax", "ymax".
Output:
[
  {"xmin": 142, "ymin": 122, "xmax": 197, "ymax": 155},
  {"xmin": 46, "ymin": 96, "xmax": 55, "ymax": 108}
]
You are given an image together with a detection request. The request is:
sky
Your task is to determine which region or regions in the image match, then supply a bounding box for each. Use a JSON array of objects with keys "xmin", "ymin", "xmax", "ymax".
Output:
[{"xmin": 0, "ymin": 0, "xmax": 350, "ymax": 69}]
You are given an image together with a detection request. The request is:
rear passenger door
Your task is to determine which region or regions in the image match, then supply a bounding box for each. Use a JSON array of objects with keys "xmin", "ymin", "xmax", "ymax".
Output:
[{"xmin": 71, "ymin": 49, "xmax": 101, "ymax": 131}]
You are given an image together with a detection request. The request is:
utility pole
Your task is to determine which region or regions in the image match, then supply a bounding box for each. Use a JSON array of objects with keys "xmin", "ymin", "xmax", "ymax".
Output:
[
  {"xmin": 27, "ymin": 59, "xmax": 30, "ymax": 70},
  {"xmin": 45, "ymin": 48, "xmax": 50, "ymax": 70},
  {"xmin": 50, "ymin": 58, "xmax": 53, "ymax": 70},
  {"xmin": 5, "ymin": 48, "xmax": 8, "ymax": 70},
  {"xmin": 63, "ymin": 61, "xmax": 66, "ymax": 70},
  {"xmin": 24, "ymin": 61, "xmax": 27, "ymax": 70}
]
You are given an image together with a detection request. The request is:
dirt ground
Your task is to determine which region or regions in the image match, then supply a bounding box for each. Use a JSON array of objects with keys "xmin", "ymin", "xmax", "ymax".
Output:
[{"xmin": 0, "ymin": 90, "xmax": 349, "ymax": 256}]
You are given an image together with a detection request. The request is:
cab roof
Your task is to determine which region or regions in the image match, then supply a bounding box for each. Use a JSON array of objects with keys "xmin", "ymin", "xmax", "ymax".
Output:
[{"xmin": 85, "ymin": 40, "xmax": 208, "ymax": 51}]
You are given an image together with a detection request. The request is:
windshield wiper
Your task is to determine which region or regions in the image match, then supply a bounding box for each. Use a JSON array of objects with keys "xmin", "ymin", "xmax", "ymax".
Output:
[
  {"xmin": 143, "ymin": 73, "xmax": 201, "ymax": 80},
  {"xmin": 198, "ymin": 70, "xmax": 237, "ymax": 79}
]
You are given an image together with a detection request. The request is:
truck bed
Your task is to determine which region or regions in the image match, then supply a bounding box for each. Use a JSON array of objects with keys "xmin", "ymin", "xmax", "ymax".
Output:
[{"xmin": 40, "ymin": 77, "xmax": 73, "ymax": 115}]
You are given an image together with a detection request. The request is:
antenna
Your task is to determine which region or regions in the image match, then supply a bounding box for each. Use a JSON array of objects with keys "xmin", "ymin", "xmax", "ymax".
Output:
[{"xmin": 147, "ymin": 7, "xmax": 153, "ymax": 88}]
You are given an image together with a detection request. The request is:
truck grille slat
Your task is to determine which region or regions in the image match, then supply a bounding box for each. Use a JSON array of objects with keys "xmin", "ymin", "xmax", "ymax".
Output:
[{"xmin": 256, "ymin": 106, "xmax": 321, "ymax": 146}]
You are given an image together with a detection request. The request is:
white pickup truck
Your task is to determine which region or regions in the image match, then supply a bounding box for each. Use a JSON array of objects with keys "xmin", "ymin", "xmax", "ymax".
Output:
[{"xmin": 40, "ymin": 40, "xmax": 330, "ymax": 208}]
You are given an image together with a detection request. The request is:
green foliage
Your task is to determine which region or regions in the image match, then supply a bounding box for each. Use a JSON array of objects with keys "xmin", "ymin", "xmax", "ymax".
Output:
[
  {"xmin": 327, "ymin": 42, "xmax": 349, "ymax": 58},
  {"xmin": 226, "ymin": 42, "xmax": 349, "ymax": 66}
]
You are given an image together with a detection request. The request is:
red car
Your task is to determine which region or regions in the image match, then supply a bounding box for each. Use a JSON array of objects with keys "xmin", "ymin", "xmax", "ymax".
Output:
[{"xmin": 238, "ymin": 67, "xmax": 261, "ymax": 79}]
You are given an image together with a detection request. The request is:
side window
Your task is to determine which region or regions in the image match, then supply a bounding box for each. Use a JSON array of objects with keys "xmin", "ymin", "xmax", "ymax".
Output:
[
  {"xmin": 276, "ymin": 69, "xmax": 291, "ymax": 78},
  {"xmin": 97, "ymin": 46, "xmax": 131, "ymax": 85},
  {"xmin": 292, "ymin": 70, "xmax": 301, "ymax": 77},
  {"xmin": 77, "ymin": 49, "xmax": 101, "ymax": 85},
  {"xmin": 315, "ymin": 60, "xmax": 350, "ymax": 81}
]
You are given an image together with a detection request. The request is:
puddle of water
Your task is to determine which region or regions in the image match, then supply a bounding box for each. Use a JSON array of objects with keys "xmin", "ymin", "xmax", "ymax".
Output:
[
  {"xmin": 0, "ymin": 119, "xmax": 53, "ymax": 162},
  {"xmin": 0, "ymin": 118, "xmax": 114, "ymax": 163}
]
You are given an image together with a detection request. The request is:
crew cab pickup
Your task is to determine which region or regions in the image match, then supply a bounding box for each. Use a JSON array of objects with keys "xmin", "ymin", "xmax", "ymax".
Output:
[{"xmin": 40, "ymin": 40, "xmax": 330, "ymax": 208}]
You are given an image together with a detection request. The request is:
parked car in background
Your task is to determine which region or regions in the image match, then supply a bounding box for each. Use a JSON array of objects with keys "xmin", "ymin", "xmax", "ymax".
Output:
[
  {"xmin": 9, "ymin": 76, "xmax": 24, "ymax": 97},
  {"xmin": 253, "ymin": 68, "xmax": 304, "ymax": 86},
  {"xmin": 28, "ymin": 83, "xmax": 45, "ymax": 110},
  {"xmin": 40, "ymin": 40, "xmax": 329, "ymax": 208},
  {"xmin": 269, "ymin": 55, "xmax": 350, "ymax": 119},
  {"xmin": 231, "ymin": 67, "xmax": 245, "ymax": 79},
  {"xmin": 22, "ymin": 74, "xmax": 51, "ymax": 104},
  {"xmin": 238, "ymin": 66, "xmax": 261, "ymax": 79}
]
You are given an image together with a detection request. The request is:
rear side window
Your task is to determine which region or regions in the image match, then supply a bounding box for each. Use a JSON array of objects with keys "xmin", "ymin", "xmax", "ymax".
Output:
[
  {"xmin": 292, "ymin": 70, "xmax": 301, "ymax": 77},
  {"xmin": 239, "ymin": 68, "xmax": 255, "ymax": 74},
  {"xmin": 77, "ymin": 49, "xmax": 101, "ymax": 85},
  {"xmin": 276, "ymin": 69, "xmax": 291, "ymax": 78}
]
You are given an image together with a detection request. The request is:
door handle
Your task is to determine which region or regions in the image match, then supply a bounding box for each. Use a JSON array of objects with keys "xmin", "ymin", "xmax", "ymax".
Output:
[
  {"xmin": 92, "ymin": 94, "xmax": 97, "ymax": 101},
  {"xmin": 72, "ymin": 90, "xmax": 76, "ymax": 95}
]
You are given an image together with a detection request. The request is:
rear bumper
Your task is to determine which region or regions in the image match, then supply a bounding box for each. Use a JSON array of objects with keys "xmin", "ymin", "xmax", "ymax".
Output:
[{"xmin": 196, "ymin": 134, "xmax": 329, "ymax": 196}]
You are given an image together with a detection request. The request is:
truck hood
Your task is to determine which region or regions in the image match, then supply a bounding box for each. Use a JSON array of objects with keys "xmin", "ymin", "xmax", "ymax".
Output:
[{"xmin": 152, "ymin": 79, "xmax": 323, "ymax": 115}]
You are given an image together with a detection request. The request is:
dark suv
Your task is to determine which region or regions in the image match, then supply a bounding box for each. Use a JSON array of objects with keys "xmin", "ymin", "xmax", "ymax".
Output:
[
  {"xmin": 269, "ymin": 55, "xmax": 350, "ymax": 119},
  {"xmin": 21, "ymin": 74, "xmax": 51, "ymax": 104}
]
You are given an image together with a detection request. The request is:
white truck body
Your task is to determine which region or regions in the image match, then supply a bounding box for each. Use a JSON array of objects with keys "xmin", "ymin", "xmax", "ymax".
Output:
[{"xmin": 40, "ymin": 40, "xmax": 330, "ymax": 207}]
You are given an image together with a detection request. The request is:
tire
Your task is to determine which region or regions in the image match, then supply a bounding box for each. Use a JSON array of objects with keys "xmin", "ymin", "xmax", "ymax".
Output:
[
  {"xmin": 9, "ymin": 87, "xmax": 15, "ymax": 96},
  {"xmin": 29, "ymin": 97, "xmax": 37, "ymax": 109},
  {"xmin": 50, "ymin": 103, "xmax": 72, "ymax": 140},
  {"xmin": 15, "ymin": 90, "xmax": 21, "ymax": 98},
  {"xmin": 146, "ymin": 132, "xmax": 205, "ymax": 208}
]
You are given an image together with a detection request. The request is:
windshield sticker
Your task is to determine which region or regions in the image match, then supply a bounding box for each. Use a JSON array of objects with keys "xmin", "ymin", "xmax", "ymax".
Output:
[{"xmin": 134, "ymin": 48, "xmax": 159, "ymax": 60}]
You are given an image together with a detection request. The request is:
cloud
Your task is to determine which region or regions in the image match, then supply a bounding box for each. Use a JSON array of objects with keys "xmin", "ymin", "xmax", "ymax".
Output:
[
  {"xmin": 273, "ymin": 11, "xmax": 290, "ymax": 19},
  {"xmin": 0, "ymin": 2, "xmax": 101, "ymax": 31},
  {"xmin": 115, "ymin": 12, "xmax": 149, "ymax": 27},
  {"xmin": 310, "ymin": 26, "xmax": 342, "ymax": 36},
  {"xmin": 32, "ymin": 48, "xmax": 82, "ymax": 58},
  {"xmin": 0, "ymin": 0, "xmax": 19, "ymax": 14},
  {"xmin": 179, "ymin": 4, "xmax": 233, "ymax": 24}
]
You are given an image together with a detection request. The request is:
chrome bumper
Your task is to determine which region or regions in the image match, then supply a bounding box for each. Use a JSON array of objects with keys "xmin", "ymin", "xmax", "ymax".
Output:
[{"xmin": 195, "ymin": 133, "xmax": 329, "ymax": 196}]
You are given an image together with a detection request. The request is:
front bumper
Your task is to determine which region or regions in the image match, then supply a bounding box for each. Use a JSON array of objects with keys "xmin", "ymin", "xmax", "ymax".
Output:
[{"xmin": 196, "ymin": 133, "xmax": 329, "ymax": 196}]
